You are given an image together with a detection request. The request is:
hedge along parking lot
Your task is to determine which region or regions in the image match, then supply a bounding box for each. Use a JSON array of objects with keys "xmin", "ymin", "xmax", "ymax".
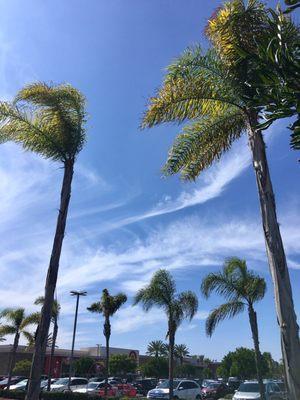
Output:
[{"xmin": 0, "ymin": 391, "xmax": 148, "ymax": 400}]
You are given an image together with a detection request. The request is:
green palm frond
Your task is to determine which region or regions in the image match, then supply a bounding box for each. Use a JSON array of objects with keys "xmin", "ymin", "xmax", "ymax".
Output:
[
  {"xmin": 174, "ymin": 344, "xmax": 190, "ymax": 359},
  {"xmin": 0, "ymin": 324, "xmax": 16, "ymax": 336},
  {"xmin": 34, "ymin": 296, "xmax": 61, "ymax": 319},
  {"xmin": 201, "ymin": 272, "xmax": 238, "ymax": 301},
  {"xmin": 177, "ymin": 291, "xmax": 198, "ymax": 320},
  {"xmin": 163, "ymin": 109, "xmax": 246, "ymax": 180},
  {"xmin": 206, "ymin": 300, "xmax": 245, "ymax": 336},
  {"xmin": 88, "ymin": 289, "xmax": 127, "ymax": 317},
  {"xmin": 0, "ymin": 308, "xmax": 25, "ymax": 328},
  {"xmin": 87, "ymin": 302, "xmax": 103, "ymax": 313},
  {"xmin": 21, "ymin": 312, "xmax": 40, "ymax": 329},
  {"xmin": 0, "ymin": 82, "xmax": 86, "ymax": 162},
  {"xmin": 142, "ymin": 48, "xmax": 242, "ymax": 129}
]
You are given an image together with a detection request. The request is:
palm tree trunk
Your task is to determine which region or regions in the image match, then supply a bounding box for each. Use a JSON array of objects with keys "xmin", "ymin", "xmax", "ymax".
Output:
[
  {"xmin": 248, "ymin": 304, "xmax": 265, "ymax": 400},
  {"xmin": 168, "ymin": 325, "xmax": 175, "ymax": 400},
  {"xmin": 26, "ymin": 159, "xmax": 74, "ymax": 400},
  {"xmin": 7, "ymin": 331, "xmax": 20, "ymax": 390},
  {"xmin": 247, "ymin": 121, "xmax": 300, "ymax": 400},
  {"xmin": 47, "ymin": 319, "xmax": 58, "ymax": 391},
  {"xmin": 104, "ymin": 317, "xmax": 111, "ymax": 400}
]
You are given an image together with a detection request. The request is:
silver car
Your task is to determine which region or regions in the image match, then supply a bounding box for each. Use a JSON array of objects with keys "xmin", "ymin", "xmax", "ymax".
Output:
[{"xmin": 233, "ymin": 380, "xmax": 284, "ymax": 400}]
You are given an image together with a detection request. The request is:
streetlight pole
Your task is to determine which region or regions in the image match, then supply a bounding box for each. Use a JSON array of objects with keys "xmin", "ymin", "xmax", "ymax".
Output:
[{"xmin": 68, "ymin": 290, "xmax": 87, "ymax": 390}]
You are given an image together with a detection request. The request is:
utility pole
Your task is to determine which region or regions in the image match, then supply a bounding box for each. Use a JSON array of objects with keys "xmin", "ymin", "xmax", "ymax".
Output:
[{"xmin": 68, "ymin": 290, "xmax": 87, "ymax": 390}]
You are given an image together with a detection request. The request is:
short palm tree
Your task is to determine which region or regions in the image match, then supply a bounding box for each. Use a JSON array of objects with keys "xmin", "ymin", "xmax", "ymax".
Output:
[
  {"xmin": 133, "ymin": 269, "xmax": 198, "ymax": 400},
  {"xmin": 0, "ymin": 308, "xmax": 37, "ymax": 389},
  {"xmin": 34, "ymin": 296, "xmax": 61, "ymax": 391},
  {"xmin": 201, "ymin": 257, "xmax": 266, "ymax": 400},
  {"xmin": 174, "ymin": 344, "xmax": 189, "ymax": 366},
  {"xmin": 87, "ymin": 289, "xmax": 127, "ymax": 398},
  {"xmin": 0, "ymin": 82, "xmax": 86, "ymax": 400},
  {"xmin": 147, "ymin": 340, "xmax": 168, "ymax": 358},
  {"xmin": 141, "ymin": 2, "xmax": 300, "ymax": 397}
]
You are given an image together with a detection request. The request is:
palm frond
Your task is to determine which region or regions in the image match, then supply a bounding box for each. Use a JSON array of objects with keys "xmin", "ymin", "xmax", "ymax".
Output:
[
  {"xmin": 206, "ymin": 301, "xmax": 245, "ymax": 336},
  {"xmin": 201, "ymin": 272, "xmax": 238, "ymax": 301},
  {"xmin": 163, "ymin": 109, "xmax": 246, "ymax": 180},
  {"xmin": 177, "ymin": 291, "xmax": 198, "ymax": 320},
  {"xmin": 21, "ymin": 312, "xmax": 40, "ymax": 329},
  {"xmin": 0, "ymin": 308, "xmax": 25, "ymax": 328},
  {"xmin": 87, "ymin": 302, "xmax": 103, "ymax": 314},
  {"xmin": 0, "ymin": 324, "xmax": 16, "ymax": 336},
  {"xmin": 142, "ymin": 48, "xmax": 242, "ymax": 129}
]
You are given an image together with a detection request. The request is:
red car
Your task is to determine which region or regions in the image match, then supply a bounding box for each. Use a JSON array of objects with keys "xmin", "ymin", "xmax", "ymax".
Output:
[
  {"xmin": 117, "ymin": 383, "xmax": 137, "ymax": 397},
  {"xmin": 201, "ymin": 382, "xmax": 229, "ymax": 399}
]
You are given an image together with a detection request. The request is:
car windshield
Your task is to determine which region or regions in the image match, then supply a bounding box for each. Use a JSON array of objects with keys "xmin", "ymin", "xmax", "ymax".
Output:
[
  {"xmin": 88, "ymin": 383, "xmax": 100, "ymax": 389},
  {"xmin": 54, "ymin": 378, "xmax": 69, "ymax": 385},
  {"xmin": 207, "ymin": 383, "xmax": 220, "ymax": 388},
  {"xmin": 157, "ymin": 380, "xmax": 180, "ymax": 389},
  {"xmin": 15, "ymin": 380, "xmax": 28, "ymax": 386},
  {"xmin": 239, "ymin": 383, "xmax": 262, "ymax": 392}
]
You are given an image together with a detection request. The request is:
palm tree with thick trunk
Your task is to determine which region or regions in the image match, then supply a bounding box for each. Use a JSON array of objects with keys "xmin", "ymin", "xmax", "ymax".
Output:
[
  {"xmin": 34, "ymin": 296, "xmax": 60, "ymax": 391},
  {"xmin": 0, "ymin": 309, "xmax": 37, "ymax": 390},
  {"xmin": 141, "ymin": 2, "xmax": 300, "ymax": 397},
  {"xmin": 0, "ymin": 82, "xmax": 86, "ymax": 400},
  {"xmin": 201, "ymin": 257, "xmax": 266, "ymax": 400},
  {"xmin": 87, "ymin": 289, "xmax": 127, "ymax": 399},
  {"xmin": 174, "ymin": 344, "xmax": 189, "ymax": 366},
  {"xmin": 147, "ymin": 340, "xmax": 168, "ymax": 358},
  {"xmin": 133, "ymin": 269, "xmax": 198, "ymax": 400}
]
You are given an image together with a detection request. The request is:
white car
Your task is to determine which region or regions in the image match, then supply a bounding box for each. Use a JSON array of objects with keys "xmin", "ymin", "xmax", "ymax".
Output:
[
  {"xmin": 233, "ymin": 380, "xmax": 284, "ymax": 400},
  {"xmin": 50, "ymin": 377, "xmax": 88, "ymax": 392},
  {"xmin": 10, "ymin": 379, "xmax": 28, "ymax": 391},
  {"xmin": 147, "ymin": 379, "xmax": 201, "ymax": 400}
]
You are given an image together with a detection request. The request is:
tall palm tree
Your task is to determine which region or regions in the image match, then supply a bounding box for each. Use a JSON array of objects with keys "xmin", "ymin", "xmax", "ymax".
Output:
[
  {"xmin": 34, "ymin": 296, "xmax": 61, "ymax": 391},
  {"xmin": 201, "ymin": 257, "xmax": 266, "ymax": 400},
  {"xmin": 147, "ymin": 340, "xmax": 168, "ymax": 358},
  {"xmin": 133, "ymin": 269, "xmax": 198, "ymax": 400},
  {"xmin": 174, "ymin": 344, "xmax": 189, "ymax": 366},
  {"xmin": 87, "ymin": 289, "xmax": 127, "ymax": 398},
  {"xmin": 0, "ymin": 308, "xmax": 37, "ymax": 389},
  {"xmin": 141, "ymin": 2, "xmax": 300, "ymax": 397},
  {"xmin": 0, "ymin": 82, "xmax": 86, "ymax": 400}
]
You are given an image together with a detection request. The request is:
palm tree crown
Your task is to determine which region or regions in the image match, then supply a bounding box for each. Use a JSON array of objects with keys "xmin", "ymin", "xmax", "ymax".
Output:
[
  {"xmin": 133, "ymin": 269, "xmax": 198, "ymax": 331},
  {"xmin": 88, "ymin": 289, "xmax": 127, "ymax": 319},
  {"xmin": 0, "ymin": 82, "xmax": 86, "ymax": 162},
  {"xmin": 34, "ymin": 296, "xmax": 61, "ymax": 322},
  {"xmin": 201, "ymin": 257, "xmax": 266, "ymax": 336},
  {"xmin": 0, "ymin": 308, "xmax": 37, "ymax": 339},
  {"xmin": 147, "ymin": 340, "xmax": 168, "ymax": 358},
  {"xmin": 174, "ymin": 344, "xmax": 189, "ymax": 364}
]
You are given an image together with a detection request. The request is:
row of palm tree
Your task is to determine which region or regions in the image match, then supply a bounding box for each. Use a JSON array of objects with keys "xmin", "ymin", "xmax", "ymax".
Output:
[
  {"xmin": 0, "ymin": 296, "xmax": 61, "ymax": 392},
  {"xmin": 147, "ymin": 341, "xmax": 190, "ymax": 365},
  {"xmin": 141, "ymin": 0, "xmax": 300, "ymax": 398}
]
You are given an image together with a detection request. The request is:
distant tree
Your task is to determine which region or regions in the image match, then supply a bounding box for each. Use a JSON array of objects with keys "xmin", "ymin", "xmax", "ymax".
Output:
[
  {"xmin": 174, "ymin": 344, "xmax": 189, "ymax": 365},
  {"xmin": 147, "ymin": 340, "xmax": 168, "ymax": 358},
  {"xmin": 134, "ymin": 269, "xmax": 198, "ymax": 400},
  {"xmin": 0, "ymin": 308, "xmax": 37, "ymax": 389},
  {"xmin": 216, "ymin": 365, "xmax": 228, "ymax": 379},
  {"xmin": 13, "ymin": 360, "xmax": 32, "ymax": 376},
  {"xmin": 140, "ymin": 357, "xmax": 169, "ymax": 379},
  {"xmin": 109, "ymin": 354, "xmax": 136, "ymax": 376},
  {"xmin": 87, "ymin": 289, "xmax": 127, "ymax": 398},
  {"xmin": 174, "ymin": 364, "xmax": 196, "ymax": 378},
  {"xmin": 202, "ymin": 368, "xmax": 213, "ymax": 379},
  {"xmin": 73, "ymin": 357, "xmax": 95, "ymax": 377}
]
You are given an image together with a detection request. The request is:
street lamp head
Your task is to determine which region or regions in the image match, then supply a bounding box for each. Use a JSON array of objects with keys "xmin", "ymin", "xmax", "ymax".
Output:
[{"xmin": 70, "ymin": 290, "xmax": 87, "ymax": 297}]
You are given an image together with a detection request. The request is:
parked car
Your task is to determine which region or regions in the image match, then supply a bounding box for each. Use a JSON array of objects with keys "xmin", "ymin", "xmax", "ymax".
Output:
[
  {"xmin": 233, "ymin": 380, "xmax": 285, "ymax": 400},
  {"xmin": 117, "ymin": 383, "xmax": 137, "ymax": 397},
  {"xmin": 50, "ymin": 377, "xmax": 88, "ymax": 392},
  {"xmin": 201, "ymin": 380, "xmax": 218, "ymax": 388},
  {"xmin": 147, "ymin": 379, "xmax": 201, "ymax": 400},
  {"xmin": 0, "ymin": 376, "xmax": 26, "ymax": 389},
  {"xmin": 227, "ymin": 377, "xmax": 242, "ymax": 392},
  {"xmin": 272, "ymin": 380, "xmax": 287, "ymax": 400},
  {"xmin": 134, "ymin": 379, "xmax": 157, "ymax": 396},
  {"xmin": 10, "ymin": 379, "xmax": 28, "ymax": 391},
  {"xmin": 88, "ymin": 377, "xmax": 104, "ymax": 383},
  {"xmin": 74, "ymin": 381, "xmax": 119, "ymax": 397},
  {"xmin": 201, "ymin": 382, "xmax": 229, "ymax": 399}
]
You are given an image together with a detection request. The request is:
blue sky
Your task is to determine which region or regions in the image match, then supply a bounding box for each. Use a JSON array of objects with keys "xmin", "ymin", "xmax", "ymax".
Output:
[{"xmin": 0, "ymin": 0, "xmax": 299, "ymax": 362}]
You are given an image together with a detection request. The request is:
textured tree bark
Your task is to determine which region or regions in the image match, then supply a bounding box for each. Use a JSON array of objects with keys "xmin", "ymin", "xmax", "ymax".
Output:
[
  {"xmin": 47, "ymin": 318, "xmax": 58, "ymax": 391},
  {"xmin": 247, "ymin": 122, "xmax": 300, "ymax": 400},
  {"xmin": 7, "ymin": 331, "xmax": 20, "ymax": 390},
  {"xmin": 104, "ymin": 317, "xmax": 111, "ymax": 400},
  {"xmin": 26, "ymin": 159, "xmax": 74, "ymax": 400},
  {"xmin": 248, "ymin": 305, "xmax": 265, "ymax": 400},
  {"xmin": 168, "ymin": 324, "xmax": 175, "ymax": 400}
]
